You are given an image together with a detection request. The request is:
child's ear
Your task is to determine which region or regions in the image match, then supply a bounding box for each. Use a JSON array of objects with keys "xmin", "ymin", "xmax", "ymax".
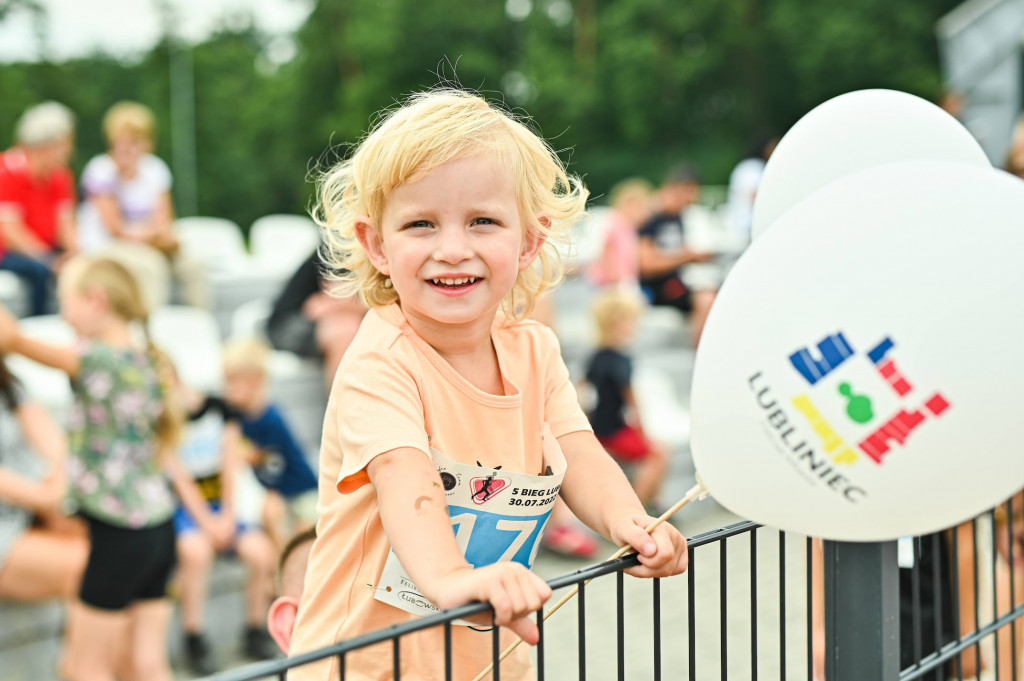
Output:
[
  {"xmin": 354, "ymin": 217, "xmax": 390, "ymax": 276},
  {"xmin": 267, "ymin": 596, "xmax": 300, "ymax": 655},
  {"xmin": 519, "ymin": 216, "xmax": 549, "ymax": 271}
]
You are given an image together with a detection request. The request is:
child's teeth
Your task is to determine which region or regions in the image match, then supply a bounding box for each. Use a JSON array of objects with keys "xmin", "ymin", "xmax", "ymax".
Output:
[{"xmin": 434, "ymin": 277, "xmax": 476, "ymax": 286}]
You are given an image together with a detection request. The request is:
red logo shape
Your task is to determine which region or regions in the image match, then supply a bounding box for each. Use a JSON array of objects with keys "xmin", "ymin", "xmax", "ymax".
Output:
[{"xmin": 469, "ymin": 475, "xmax": 510, "ymax": 505}]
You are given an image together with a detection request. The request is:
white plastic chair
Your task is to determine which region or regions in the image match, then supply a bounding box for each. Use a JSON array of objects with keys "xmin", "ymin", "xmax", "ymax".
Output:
[
  {"xmin": 0, "ymin": 271, "xmax": 28, "ymax": 318},
  {"xmin": 149, "ymin": 305, "xmax": 223, "ymax": 392},
  {"xmin": 229, "ymin": 297, "xmax": 272, "ymax": 341},
  {"xmin": 248, "ymin": 214, "xmax": 321, "ymax": 278},
  {"xmin": 174, "ymin": 217, "xmax": 248, "ymax": 273},
  {"xmin": 8, "ymin": 315, "xmax": 76, "ymax": 419}
]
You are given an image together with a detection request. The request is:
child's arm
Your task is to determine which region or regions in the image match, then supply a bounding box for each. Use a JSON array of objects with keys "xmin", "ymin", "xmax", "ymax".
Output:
[
  {"xmin": 557, "ymin": 430, "xmax": 688, "ymax": 578},
  {"xmin": 217, "ymin": 422, "xmax": 245, "ymax": 522},
  {"xmin": 18, "ymin": 401, "xmax": 68, "ymax": 469},
  {"xmin": 9, "ymin": 401, "xmax": 69, "ymax": 517},
  {"xmin": 162, "ymin": 447, "xmax": 235, "ymax": 549},
  {"xmin": 368, "ymin": 447, "xmax": 553, "ymax": 644},
  {"xmin": 621, "ymin": 385, "xmax": 643, "ymax": 430},
  {"xmin": 0, "ymin": 306, "xmax": 80, "ymax": 379}
]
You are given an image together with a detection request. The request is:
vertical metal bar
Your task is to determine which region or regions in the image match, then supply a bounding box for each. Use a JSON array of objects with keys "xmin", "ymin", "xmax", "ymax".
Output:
[
  {"xmin": 952, "ymin": 526, "xmax": 964, "ymax": 681},
  {"xmin": 806, "ymin": 537, "xmax": 813, "ymax": 681},
  {"xmin": 1009, "ymin": 498, "xmax": 1019, "ymax": 681},
  {"xmin": 689, "ymin": 545, "xmax": 697, "ymax": 681},
  {"xmin": 493, "ymin": 612, "xmax": 501, "ymax": 681},
  {"xmin": 537, "ymin": 610, "xmax": 545, "ymax": 681},
  {"xmin": 780, "ymin": 531, "xmax": 787, "ymax": 681},
  {"xmin": 654, "ymin": 577, "xmax": 662, "ymax": 681},
  {"xmin": 617, "ymin": 570, "xmax": 625, "ymax": 681},
  {"xmin": 339, "ymin": 654, "xmax": 345, "ymax": 679},
  {"xmin": 444, "ymin": 621, "xmax": 452, "ymax": 681},
  {"xmin": 393, "ymin": 636, "xmax": 401, "ymax": 680},
  {"xmin": 279, "ymin": 672, "xmax": 286, "ymax": 680},
  {"xmin": 751, "ymin": 531, "xmax": 758, "ymax": 681},
  {"xmin": 931, "ymin": 535, "xmax": 943, "ymax": 662},
  {"xmin": 972, "ymin": 518, "xmax": 982, "ymax": 675},
  {"xmin": 823, "ymin": 540, "xmax": 900, "ymax": 681},
  {"xmin": 579, "ymin": 580, "xmax": 586, "ymax": 681},
  {"xmin": 721, "ymin": 538, "xmax": 728, "ymax": 680},
  {"xmin": 992, "ymin": 510, "xmax": 1001, "ymax": 680},
  {"xmin": 912, "ymin": 536, "xmax": 923, "ymax": 667}
]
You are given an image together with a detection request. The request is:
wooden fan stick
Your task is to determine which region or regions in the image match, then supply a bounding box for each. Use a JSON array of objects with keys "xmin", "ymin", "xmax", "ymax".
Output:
[{"xmin": 471, "ymin": 480, "xmax": 710, "ymax": 681}]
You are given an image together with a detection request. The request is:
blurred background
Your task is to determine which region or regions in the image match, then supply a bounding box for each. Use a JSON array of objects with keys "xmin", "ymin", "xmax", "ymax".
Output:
[{"xmin": 2, "ymin": 0, "xmax": 1020, "ymax": 234}]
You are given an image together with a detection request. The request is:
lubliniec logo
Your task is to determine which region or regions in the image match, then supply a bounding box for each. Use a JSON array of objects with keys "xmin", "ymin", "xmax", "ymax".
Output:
[{"xmin": 748, "ymin": 331, "xmax": 951, "ymax": 503}]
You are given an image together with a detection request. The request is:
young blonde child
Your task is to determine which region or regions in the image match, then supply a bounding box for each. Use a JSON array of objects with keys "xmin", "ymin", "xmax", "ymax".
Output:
[
  {"xmin": 584, "ymin": 289, "xmax": 670, "ymax": 508},
  {"xmin": 288, "ymin": 88, "xmax": 689, "ymax": 681},
  {"xmin": 172, "ymin": 374, "xmax": 278, "ymax": 674},
  {"xmin": 0, "ymin": 255, "xmax": 229, "ymax": 681},
  {"xmin": 221, "ymin": 338, "xmax": 318, "ymax": 550}
]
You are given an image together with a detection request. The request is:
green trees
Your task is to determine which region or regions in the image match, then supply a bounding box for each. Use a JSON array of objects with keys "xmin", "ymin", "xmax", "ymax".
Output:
[{"xmin": 0, "ymin": 0, "xmax": 961, "ymax": 230}]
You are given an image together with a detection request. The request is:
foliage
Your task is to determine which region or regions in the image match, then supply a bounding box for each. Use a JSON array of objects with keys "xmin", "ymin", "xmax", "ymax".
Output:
[{"xmin": 0, "ymin": 0, "xmax": 962, "ymax": 231}]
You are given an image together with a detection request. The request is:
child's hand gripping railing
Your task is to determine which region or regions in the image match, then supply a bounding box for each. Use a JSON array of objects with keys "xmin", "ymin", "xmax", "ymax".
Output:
[{"xmin": 471, "ymin": 480, "xmax": 710, "ymax": 681}]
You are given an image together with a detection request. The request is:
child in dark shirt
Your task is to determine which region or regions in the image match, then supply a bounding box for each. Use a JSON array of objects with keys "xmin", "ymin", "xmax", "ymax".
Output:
[
  {"xmin": 584, "ymin": 289, "xmax": 670, "ymax": 508},
  {"xmin": 221, "ymin": 338, "xmax": 318, "ymax": 550}
]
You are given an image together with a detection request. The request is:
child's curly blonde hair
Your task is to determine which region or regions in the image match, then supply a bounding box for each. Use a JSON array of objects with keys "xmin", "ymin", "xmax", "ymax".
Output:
[{"xmin": 315, "ymin": 88, "xmax": 588, "ymax": 320}]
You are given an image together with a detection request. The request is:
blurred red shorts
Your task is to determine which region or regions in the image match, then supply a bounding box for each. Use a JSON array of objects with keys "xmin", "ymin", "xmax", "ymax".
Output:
[{"xmin": 597, "ymin": 424, "xmax": 650, "ymax": 463}]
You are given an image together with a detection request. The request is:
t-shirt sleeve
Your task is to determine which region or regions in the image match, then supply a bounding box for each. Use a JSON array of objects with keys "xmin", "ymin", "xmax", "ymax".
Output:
[
  {"xmin": 335, "ymin": 349, "xmax": 431, "ymax": 493},
  {"xmin": 78, "ymin": 342, "xmax": 117, "ymax": 377},
  {"xmin": 81, "ymin": 156, "xmax": 118, "ymax": 196},
  {"xmin": 149, "ymin": 156, "xmax": 173, "ymax": 191},
  {"xmin": 637, "ymin": 215, "xmax": 659, "ymax": 239},
  {"xmin": 539, "ymin": 326, "xmax": 593, "ymax": 438}
]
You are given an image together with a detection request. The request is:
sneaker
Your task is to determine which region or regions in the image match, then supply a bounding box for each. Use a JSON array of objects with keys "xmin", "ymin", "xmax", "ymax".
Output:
[
  {"xmin": 184, "ymin": 632, "xmax": 218, "ymax": 677},
  {"xmin": 243, "ymin": 625, "xmax": 279, "ymax": 660},
  {"xmin": 541, "ymin": 523, "xmax": 599, "ymax": 559}
]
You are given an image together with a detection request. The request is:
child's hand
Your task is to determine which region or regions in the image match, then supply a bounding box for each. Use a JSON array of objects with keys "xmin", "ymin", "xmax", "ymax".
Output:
[
  {"xmin": 203, "ymin": 512, "xmax": 236, "ymax": 551},
  {"xmin": 33, "ymin": 471, "xmax": 66, "ymax": 516},
  {"xmin": 428, "ymin": 562, "xmax": 553, "ymax": 645},
  {"xmin": 609, "ymin": 513, "xmax": 689, "ymax": 578}
]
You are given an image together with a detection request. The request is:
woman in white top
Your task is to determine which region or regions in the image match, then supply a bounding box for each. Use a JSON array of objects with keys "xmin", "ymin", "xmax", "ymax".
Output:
[{"xmin": 77, "ymin": 102, "xmax": 207, "ymax": 308}]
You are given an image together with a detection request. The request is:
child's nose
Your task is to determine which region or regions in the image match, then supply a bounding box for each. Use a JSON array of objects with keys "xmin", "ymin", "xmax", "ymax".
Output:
[{"xmin": 433, "ymin": 227, "xmax": 473, "ymax": 263}]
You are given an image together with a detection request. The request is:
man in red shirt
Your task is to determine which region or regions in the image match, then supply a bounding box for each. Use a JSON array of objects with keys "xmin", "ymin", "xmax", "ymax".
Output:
[{"xmin": 0, "ymin": 101, "xmax": 77, "ymax": 316}]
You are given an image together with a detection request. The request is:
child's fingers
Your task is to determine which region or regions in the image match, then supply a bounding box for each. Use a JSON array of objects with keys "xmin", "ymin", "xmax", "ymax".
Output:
[
  {"xmin": 627, "ymin": 525, "xmax": 688, "ymax": 578},
  {"xmin": 506, "ymin": 614, "xmax": 541, "ymax": 646},
  {"xmin": 616, "ymin": 516, "xmax": 659, "ymax": 560}
]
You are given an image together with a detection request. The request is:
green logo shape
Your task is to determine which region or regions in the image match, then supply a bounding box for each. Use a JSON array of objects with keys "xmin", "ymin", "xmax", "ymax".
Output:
[{"xmin": 838, "ymin": 382, "xmax": 874, "ymax": 424}]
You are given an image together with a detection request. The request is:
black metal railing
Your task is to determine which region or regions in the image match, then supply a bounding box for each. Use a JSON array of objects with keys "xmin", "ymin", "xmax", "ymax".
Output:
[{"xmin": 200, "ymin": 497, "xmax": 1024, "ymax": 681}]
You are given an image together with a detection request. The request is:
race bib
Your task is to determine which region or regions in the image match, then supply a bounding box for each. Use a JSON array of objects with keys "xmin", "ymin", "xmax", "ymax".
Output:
[{"xmin": 374, "ymin": 425, "xmax": 567, "ymax": 620}]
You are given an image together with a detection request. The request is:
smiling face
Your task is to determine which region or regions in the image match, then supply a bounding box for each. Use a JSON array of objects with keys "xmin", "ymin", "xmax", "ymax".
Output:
[{"xmin": 358, "ymin": 154, "xmax": 543, "ymax": 338}]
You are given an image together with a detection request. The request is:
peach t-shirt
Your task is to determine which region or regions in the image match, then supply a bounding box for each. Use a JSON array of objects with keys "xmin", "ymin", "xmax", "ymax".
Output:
[{"xmin": 288, "ymin": 303, "xmax": 592, "ymax": 681}]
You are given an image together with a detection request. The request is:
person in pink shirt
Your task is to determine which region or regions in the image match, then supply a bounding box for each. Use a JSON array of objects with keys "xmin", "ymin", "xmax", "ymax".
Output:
[
  {"xmin": 287, "ymin": 89, "xmax": 689, "ymax": 681},
  {"xmin": 0, "ymin": 102, "xmax": 78, "ymax": 316},
  {"xmin": 588, "ymin": 177, "xmax": 653, "ymax": 289}
]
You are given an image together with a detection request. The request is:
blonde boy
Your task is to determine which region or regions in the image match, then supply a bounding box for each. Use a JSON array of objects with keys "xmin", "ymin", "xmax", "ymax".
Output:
[
  {"xmin": 221, "ymin": 338, "xmax": 318, "ymax": 549},
  {"xmin": 585, "ymin": 289, "xmax": 670, "ymax": 507}
]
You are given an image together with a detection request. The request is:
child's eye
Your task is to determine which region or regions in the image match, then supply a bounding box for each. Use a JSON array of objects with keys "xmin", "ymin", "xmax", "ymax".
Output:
[
  {"xmin": 471, "ymin": 217, "xmax": 496, "ymax": 225},
  {"xmin": 405, "ymin": 220, "xmax": 432, "ymax": 230}
]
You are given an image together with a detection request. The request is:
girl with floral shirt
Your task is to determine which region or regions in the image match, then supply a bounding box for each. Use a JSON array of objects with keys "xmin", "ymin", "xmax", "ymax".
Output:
[{"xmin": 0, "ymin": 255, "xmax": 228, "ymax": 681}]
